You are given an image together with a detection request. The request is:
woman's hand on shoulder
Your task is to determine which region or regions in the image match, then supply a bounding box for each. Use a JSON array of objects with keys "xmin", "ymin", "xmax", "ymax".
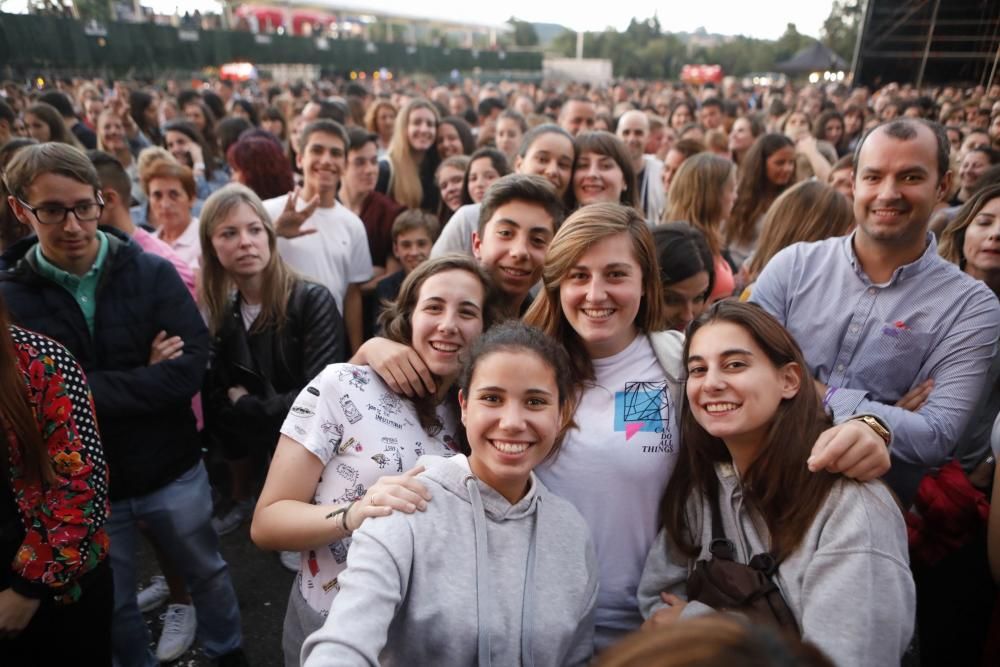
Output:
[
  {"xmin": 808, "ymin": 420, "xmax": 891, "ymax": 482},
  {"xmin": 346, "ymin": 466, "xmax": 432, "ymax": 532},
  {"xmin": 351, "ymin": 338, "xmax": 436, "ymax": 398}
]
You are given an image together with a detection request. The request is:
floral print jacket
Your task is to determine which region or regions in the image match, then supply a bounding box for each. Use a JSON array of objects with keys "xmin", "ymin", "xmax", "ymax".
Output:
[{"xmin": 5, "ymin": 326, "xmax": 109, "ymax": 604}]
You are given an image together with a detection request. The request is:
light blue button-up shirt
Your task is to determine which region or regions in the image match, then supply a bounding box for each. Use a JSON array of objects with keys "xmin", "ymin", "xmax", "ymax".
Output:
[{"xmin": 750, "ymin": 232, "xmax": 1000, "ymax": 502}]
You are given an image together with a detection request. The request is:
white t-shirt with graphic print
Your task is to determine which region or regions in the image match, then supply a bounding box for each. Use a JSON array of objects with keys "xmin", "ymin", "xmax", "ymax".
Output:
[
  {"xmin": 535, "ymin": 333, "xmax": 680, "ymax": 647},
  {"xmin": 279, "ymin": 363, "xmax": 459, "ymax": 615}
]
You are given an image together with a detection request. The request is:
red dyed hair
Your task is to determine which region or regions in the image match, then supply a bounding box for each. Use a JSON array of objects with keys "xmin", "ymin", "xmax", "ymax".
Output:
[{"xmin": 226, "ymin": 136, "xmax": 295, "ymax": 200}]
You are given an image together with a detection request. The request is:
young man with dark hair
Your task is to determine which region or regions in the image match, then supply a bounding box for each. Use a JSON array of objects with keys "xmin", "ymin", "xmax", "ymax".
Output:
[
  {"xmin": 559, "ymin": 97, "xmax": 597, "ymax": 137},
  {"xmin": 353, "ymin": 174, "xmax": 565, "ymax": 396},
  {"xmin": 340, "ymin": 127, "xmax": 404, "ymax": 287},
  {"xmin": 698, "ymin": 97, "xmax": 724, "ymax": 131},
  {"xmin": 1, "ymin": 143, "xmax": 246, "ymax": 666},
  {"xmin": 473, "ymin": 173, "xmax": 564, "ymax": 317},
  {"xmin": 265, "ymin": 119, "xmax": 372, "ymax": 353}
]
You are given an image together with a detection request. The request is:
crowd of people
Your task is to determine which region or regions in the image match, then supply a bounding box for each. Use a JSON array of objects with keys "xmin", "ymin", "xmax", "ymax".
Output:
[{"xmin": 0, "ymin": 71, "xmax": 1000, "ymax": 666}]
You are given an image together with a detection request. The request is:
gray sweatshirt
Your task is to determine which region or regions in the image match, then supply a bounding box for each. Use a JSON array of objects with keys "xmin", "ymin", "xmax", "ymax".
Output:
[
  {"xmin": 637, "ymin": 462, "xmax": 915, "ymax": 667},
  {"xmin": 301, "ymin": 455, "xmax": 599, "ymax": 667}
]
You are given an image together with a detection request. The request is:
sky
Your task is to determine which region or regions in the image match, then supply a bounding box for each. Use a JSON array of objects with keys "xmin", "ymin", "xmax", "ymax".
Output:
[{"xmin": 3, "ymin": 1, "xmax": 835, "ymax": 40}]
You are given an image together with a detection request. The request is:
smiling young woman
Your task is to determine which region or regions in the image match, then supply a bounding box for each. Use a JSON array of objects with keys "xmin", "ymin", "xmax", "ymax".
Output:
[
  {"xmin": 638, "ymin": 300, "xmax": 914, "ymax": 667},
  {"xmin": 250, "ymin": 254, "xmax": 500, "ymax": 665},
  {"xmin": 301, "ymin": 321, "xmax": 599, "ymax": 667},
  {"xmin": 524, "ymin": 202, "xmax": 682, "ymax": 647}
]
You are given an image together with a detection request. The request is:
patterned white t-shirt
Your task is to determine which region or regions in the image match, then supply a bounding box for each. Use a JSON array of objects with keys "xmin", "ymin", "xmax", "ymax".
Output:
[{"xmin": 279, "ymin": 363, "xmax": 460, "ymax": 615}]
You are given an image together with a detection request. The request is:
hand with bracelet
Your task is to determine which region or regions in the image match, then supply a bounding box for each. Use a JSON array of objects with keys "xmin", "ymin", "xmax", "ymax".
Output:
[{"xmin": 329, "ymin": 466, "xmax": 432, "ymax": 535}]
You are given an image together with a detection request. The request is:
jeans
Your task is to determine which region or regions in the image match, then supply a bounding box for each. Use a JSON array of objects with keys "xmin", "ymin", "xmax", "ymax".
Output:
[{"xmin": 108, "ymin": 461, "xmax": 242, "ymax": 667}]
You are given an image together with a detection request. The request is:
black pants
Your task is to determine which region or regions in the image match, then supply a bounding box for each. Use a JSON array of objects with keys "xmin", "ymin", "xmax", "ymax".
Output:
[{"xmin": 1, "ymin": 559, "xmax": 113, "ymax": 666}]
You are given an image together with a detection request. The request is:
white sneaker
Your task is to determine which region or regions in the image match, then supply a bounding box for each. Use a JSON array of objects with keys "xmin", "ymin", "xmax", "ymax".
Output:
[
  {"xmin": 279, "ymin": 550, "xmax": 300, "ymax": 572},
  {"xmin": 137, "ymin": 575, "xmax": 169, "ymax": 613},
  {"xmin": 211, "ymin": 499, "xmax": 254, "ymax": 536},
  {"xmin": 156, "ymin": 603, "xmax": 197, "ymax": 662}
]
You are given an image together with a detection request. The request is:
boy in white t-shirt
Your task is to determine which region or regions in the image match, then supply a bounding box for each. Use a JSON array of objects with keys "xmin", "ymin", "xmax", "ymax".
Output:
[{"xmin": 264, "ymin": 120, "xmax": 373, "ymax": 353}]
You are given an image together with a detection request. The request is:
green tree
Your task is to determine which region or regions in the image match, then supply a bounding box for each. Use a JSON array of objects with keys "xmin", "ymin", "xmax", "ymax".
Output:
[
  {"xmin": 773, "ymin": 22, "xmax": 810, "ymax": 62},
  {"xmin": 507, "ymin": 17, "xmax": 539, "ymax": 47},
  {"xmin": 821, "ymin": 0, "xmax": 862, "ymax": 63}
]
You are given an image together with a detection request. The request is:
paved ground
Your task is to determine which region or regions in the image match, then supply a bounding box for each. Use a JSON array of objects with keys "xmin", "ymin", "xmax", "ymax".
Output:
[{"xmin": 138, "ymin": 523, "xmax": 294, "ymax": 666}]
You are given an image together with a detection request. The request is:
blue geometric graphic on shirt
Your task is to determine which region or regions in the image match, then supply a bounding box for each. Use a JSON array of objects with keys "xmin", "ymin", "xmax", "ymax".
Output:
[
  {"xmin": 615, "ymin": 381, "xmax": 669, "ymax": 440},
  {"xmin": 340, "ymin": 395, "xmax": 363, "ymax": 424},
  {"xmin": 337, "ymin": 366, "xmax": 370, "ymax": 391}
]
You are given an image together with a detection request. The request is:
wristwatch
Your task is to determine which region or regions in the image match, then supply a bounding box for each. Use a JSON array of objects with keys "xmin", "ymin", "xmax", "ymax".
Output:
[{"xmin": 850, "ymin": 414, "xmax": 891, "ymax": 447}]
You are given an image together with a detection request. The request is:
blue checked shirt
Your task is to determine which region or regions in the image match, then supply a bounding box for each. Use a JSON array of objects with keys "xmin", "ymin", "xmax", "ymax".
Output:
[{"xmin": 749, "ymin": 232, "xmax": 1000, "ymax": 502}]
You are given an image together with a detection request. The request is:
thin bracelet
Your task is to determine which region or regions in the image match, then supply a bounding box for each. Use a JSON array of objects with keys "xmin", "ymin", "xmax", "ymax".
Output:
[
  {"xmin": 324, "ymin": 501, "xmax": 356, "ymax": 535},
  {"xmin": 341, "ymin": 500, "xmax": 355, "ymax": 532}
]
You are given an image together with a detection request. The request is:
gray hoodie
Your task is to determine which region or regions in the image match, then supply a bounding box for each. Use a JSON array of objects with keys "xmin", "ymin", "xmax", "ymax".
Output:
[
  {"xmin": 301, "ymin": 455, "xmax": 599, "ymax": 667},
  {"xmin": 637, "ymin": 462, "xmax": 915, "ymax": 667}
]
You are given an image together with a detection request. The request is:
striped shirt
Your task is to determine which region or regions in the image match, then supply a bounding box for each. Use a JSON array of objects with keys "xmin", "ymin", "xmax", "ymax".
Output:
[{"xmin": 749, "ymin": 232, "xmax": 1000, "ymax": 502}]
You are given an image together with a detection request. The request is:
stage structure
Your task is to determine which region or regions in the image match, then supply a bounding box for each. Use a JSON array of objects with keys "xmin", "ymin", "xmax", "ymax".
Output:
[{"xmin": 852, "ymin": 0, "xmax": 1000, "ymax": 88}]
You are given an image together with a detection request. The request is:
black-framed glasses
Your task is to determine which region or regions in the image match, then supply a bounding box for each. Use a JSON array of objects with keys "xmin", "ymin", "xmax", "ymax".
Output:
[{"xmin": 16, "ymin": 193, "xmax": 105, "ymax": 226}]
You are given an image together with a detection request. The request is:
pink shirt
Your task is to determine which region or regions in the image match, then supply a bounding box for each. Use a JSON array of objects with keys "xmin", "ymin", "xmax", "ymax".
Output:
[
  {"xmin": 709, "ymin": 254, "xmax": 736, "ymax": 303},
  {"xmin": 132, "ymin": 227, "xmax": 198, "ymax": 303}
]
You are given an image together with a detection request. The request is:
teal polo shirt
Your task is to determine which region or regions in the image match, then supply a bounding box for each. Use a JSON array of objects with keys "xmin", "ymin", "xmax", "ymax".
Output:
[{"xmin": 33, "ymin": 231, "xmax": 109, "ymax": 336}]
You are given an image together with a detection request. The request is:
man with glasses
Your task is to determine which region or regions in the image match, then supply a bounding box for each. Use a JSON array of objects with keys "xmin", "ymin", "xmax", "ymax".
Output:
[{"xmin": 0, "ymin": 143, "xmax": 247, "ymax": 667}]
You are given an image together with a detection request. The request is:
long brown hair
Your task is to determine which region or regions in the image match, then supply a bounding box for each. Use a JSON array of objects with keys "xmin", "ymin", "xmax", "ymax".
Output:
[
  {"xmin": 745, "ymin": 180, "xmax": 854, "ymax": 282},
  {"xmin": 523, "ymin": 203, "xmax": 666, "ymax": 389},
  {"xmin": 198, "ymin": 183, "xmax": 299, "ymax": 335},
  {"xmin": 727, "ymin": 133, "xmax": 795, "ymax": 247},
  {"xmin": 939, "ymin": 183, "xmax": 1000, "ymax": 267},
  {"xmin": 0, "ymin": 297, "xmax": 54, "ymax": 485},
  {"xmin": 660, "ymin": 300, "xmax": 838, "ymax": 562},
  {"xmin": 663, "ymin": 153, "xmax": 734, "ymax": 256},
  {"xmin": 378, "ymin": 254, "xmax": 501, "ymax": 434}
]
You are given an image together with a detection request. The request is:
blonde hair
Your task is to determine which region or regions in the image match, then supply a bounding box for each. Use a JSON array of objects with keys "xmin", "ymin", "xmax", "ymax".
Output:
[
  {"xmin": 524, "ymin": 202, "xmax": 666, "ymax": 388},
  {"xmin": 663, "ymin": 153, "xmax": 734, "ymax": 256},
  {"xmin": 197, "ymin": 183, "xmax": 299, "ymax": 335},
  {"xmin": 136, "ymin": 146, "xmax": 177, "ymax": 176},
  {"xmin": 386, "ymin": 98, "xmax": 439, "ymax": 209},
  {"xmin": 364, "ymin": 99, "xmax": 397, "ymax": 137},
  {"xmin": 96, "ymin": 109, "xmax": 132, "ymax": 165},
  {"xmin": 746, "ymin": 180, "xmax": 854, "ymax": 281}
]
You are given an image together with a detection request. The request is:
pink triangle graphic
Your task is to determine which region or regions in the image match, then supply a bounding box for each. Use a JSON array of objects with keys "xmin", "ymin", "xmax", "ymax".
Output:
[{"xmin": 625, "ymin": 422, "xmax": 645, "ymax": 441}]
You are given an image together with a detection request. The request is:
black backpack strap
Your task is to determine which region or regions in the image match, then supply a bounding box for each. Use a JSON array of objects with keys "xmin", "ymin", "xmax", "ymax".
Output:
[{"xmin": 707, "ymin": 488, "xmax": 736, "ymax": 561}]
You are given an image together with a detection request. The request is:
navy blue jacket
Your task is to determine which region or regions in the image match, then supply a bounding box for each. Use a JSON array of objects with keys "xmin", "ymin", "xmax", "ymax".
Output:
[{"xmin": 0, "ymin": 228, "xmax": 208, "ymax": 501}]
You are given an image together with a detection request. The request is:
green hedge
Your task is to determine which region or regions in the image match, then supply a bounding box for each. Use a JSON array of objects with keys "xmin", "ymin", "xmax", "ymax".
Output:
[{"xmin": 0, "ymin": 13, "xmax": 542, "ymax": 74}]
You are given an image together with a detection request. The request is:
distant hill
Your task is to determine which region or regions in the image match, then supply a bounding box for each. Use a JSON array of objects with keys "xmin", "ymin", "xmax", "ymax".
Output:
[{"xmin": 532, "ymin": 22, "xmax": 571, "ymax": 47}]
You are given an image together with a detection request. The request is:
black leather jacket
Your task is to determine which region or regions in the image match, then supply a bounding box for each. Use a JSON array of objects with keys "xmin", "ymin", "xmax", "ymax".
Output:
[{"xmin": 204, "ymin": 279, "xmax": 345, "ymax": 456}]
